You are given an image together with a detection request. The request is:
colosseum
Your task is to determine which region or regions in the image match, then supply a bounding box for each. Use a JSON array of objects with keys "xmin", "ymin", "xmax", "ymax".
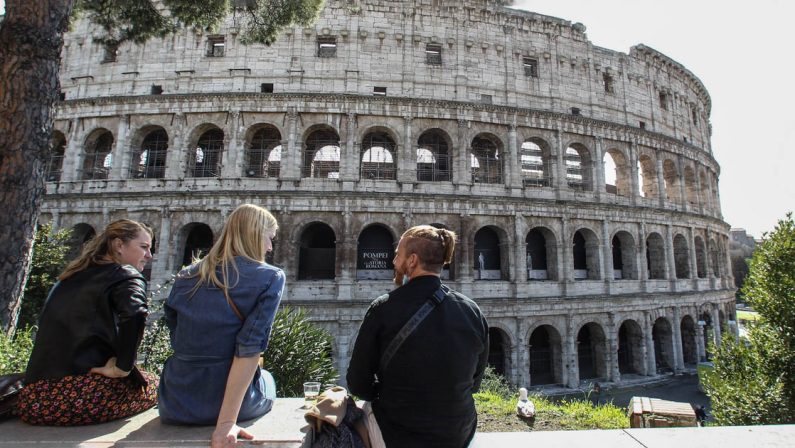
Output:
[{"xmin": 41, "ymin": 0, "xmax": 736, "ymax": 389}]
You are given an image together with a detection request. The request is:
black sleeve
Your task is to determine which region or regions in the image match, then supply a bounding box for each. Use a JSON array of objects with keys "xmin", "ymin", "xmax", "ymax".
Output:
[
  {"xmin": 109, "ymin": 277, "xmax": 149, "ymax": 372},
  {"xmin": 471, "ymin": 313, "xmax": 489, "ymax": 393},
  {"xmin": 346, "ymin": 304, "xmax": 382, "ymax": 401}
]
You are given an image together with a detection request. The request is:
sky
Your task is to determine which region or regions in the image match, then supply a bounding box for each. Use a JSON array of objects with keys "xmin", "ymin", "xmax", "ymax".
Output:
[{"xmin": 1, "ymin": 1, "xmax": 791, "ymax": 237}]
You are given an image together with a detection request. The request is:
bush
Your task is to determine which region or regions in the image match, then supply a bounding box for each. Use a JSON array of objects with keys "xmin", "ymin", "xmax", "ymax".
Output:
[
  {"xmin": 17, "ymin": 224, "xmax": 71, "ymax": 329},
  {"xmin": 262, "ymin": 306, "xmax": 338, "ymax": 397},
  {"xmin": 478, "ymin": 365, "xmax": 514, "ymax": 399},
  {"xmin": 0, "ymin": 326, "xmax": 35, "ymax": 375}
]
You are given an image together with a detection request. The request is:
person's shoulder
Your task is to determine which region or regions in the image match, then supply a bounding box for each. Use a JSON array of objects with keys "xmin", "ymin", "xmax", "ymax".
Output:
[
  {"xmin": 105, "ymin": 263, "xmax": 145, "ymax": 283},
  {"xmin": 445, "ymin": 288, "xmax": 484, "ymax": 312},
  {"xmin": 239, "ymin": 258, "xmax": 285, "ymax": 283}
]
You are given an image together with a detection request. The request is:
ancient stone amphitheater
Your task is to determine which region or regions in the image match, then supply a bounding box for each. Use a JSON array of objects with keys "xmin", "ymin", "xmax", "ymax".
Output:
[{"xmin": 42, "ymin": 0, "xmax": 735, "ymax": 388}]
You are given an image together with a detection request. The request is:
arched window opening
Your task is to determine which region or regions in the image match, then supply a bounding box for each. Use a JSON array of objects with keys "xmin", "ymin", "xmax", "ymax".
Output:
[
  {"xmin": 529, "ymin": 325, "xmax": 562, "ymax": 385},
  {"xmin": 663, "ymin": 159, "xmax": 679, "ymax": 203},
  {"xmin": 520, "ymin": 140, "xmax": 550, "ymax": 187},
  {"xmin": 695, "ymin": 236, "xmax": 707, "ymax": 278},
  {"xmin": 573, "ymin": 231, "xmax": 587, "ymax": 279},
  {"xmin": 573, "ymin": 229, "xmax": 600, "ymax": 280},
  {"xmin": 526, "ymin": 228, "xmax": 549, "ymax": 280},
  {"xmin": 356, "ymin": 225, "xmax": 394, "ymax": 280},
  {"xmin": 303, "ymin": 128, "xmax": 340, "ymax": 179},
  {"xmin": 246, "ymin": 126, "xmax": 281, "ymax": 178},
  {"xmin": 637, "ymin": 155, "xmax": 658, "ymax": 198},
  {"xmin": 474, "ymin": 227, "xmax": 502, "ymax": 280},
  {"xmin": 618, "ymin": 320, "xmax": 644, "ymax": 375},
  {"xmin": 674, "ymin": 234, "xmax": 691, "ymax": 279},
  {"xmin": 652, "ymin": 318, "xmax": 675, "ymax": 373},
  {"xmin": 684, "ymin": 167, "xmax": 698, "ymax": 207},
  {"xmin": 577, "ymin": 323, "xmax": 607, "ymax": 380},
  {"xmin": 681, "ymin": 316, "xmax": 698, "ymax": 366},
  {"xmin": 66, "ymin": 223, "xmax": 96, "ymax": 261},
  {"xmin": 603, "ymin": 149, "xmax": 629, "ymax": 196},
  {"xmin": 131, "ymin": 128, "xmax": 168, "ymax": 179},
  {"xmin": 47, "ymin": 133, "xmax": 66, "ymax": 182},
  {"xmin": 470, "ymin": 135, "xmax": 502, "ymax": 184},
  {"xmin": 82, "ymin": 130, "xmax": 114, "ymax": 180},
  {"xmin": 646, "ymin": 233, "xmax": 666, "ymax": 279},
  {"xmin": 190, "ymin": 129, "xmax": 224, "ymax": 177},
  {"xmin": 181, "ymin": 223, "xmax": 213, "ymax": 267},
  {"xmin": 488, "ymin": 328, "xmax": 510, "ymax": 377},
  {"xmin": 416, "ymin": 130, "xmax": 451, "ymax": 182},
  {"xmin": 361, "ymin": 132, "xmax": 396, "ymax": 180},
  {"xmin": 604, "ymin": 151, "xmax": 618, "ymax": 194},
  {"xmin": 298, "ymin": 223, "xmax": 336, "ymax": 280},
  {"xmin": 612, "ymin": 231, "xmax": 637, "ymax": 280}
]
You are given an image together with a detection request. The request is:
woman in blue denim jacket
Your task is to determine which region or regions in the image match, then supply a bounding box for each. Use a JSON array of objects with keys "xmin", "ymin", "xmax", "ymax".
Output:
[{"xmin": 158, "ymin": 204, "xmax": 285, "ymax": 447}]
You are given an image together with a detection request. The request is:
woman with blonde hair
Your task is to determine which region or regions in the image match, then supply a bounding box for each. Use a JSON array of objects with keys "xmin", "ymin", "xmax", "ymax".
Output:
[
  {"xmin": 158, "ymin": 204, "xmax": 285, "ymax": 447},
  {"xmin": 18, "ymin": 219, "xmax": 157, "ymax": 425}
]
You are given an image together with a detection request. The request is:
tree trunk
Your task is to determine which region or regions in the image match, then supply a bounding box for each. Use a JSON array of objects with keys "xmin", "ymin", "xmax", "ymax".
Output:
[{"xmin": 0, "ymin": 1, "xmax": 74, "ymax": 335}]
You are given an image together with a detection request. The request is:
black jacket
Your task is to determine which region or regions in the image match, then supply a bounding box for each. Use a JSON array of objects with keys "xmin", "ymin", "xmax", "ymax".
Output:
[
  {"xmin": 347, "ymin": 275, "xmax": 489, "ymax": 448},
  {"xmin": 25, "ymin": 264, "xmax": 149, "ymax": 384}
]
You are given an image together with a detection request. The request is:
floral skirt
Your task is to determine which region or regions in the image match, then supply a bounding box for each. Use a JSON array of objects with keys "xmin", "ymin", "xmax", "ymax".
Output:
[{"xmin": 16, "ymin": 371, "xmax": 159, "ymax": 426}]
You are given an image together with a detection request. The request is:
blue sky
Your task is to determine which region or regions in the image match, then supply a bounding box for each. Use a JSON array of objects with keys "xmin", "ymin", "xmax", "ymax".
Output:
[{"xmin": 2, "ymin": 1, "xmax": 791, "ymax": 236}]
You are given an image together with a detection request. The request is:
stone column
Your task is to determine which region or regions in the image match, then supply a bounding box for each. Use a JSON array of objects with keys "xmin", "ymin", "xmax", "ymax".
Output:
[
  {"xmin": 554, "ymin": 128, "xmax": 567, "ymax": 198},
  {"xmin": 507, "ymin": 123, "xmax": 521, "ymax": 192},
  {"xmin": 221, "ymin": 110, "xmax": 241, "ymax": 178},
  {"xmin": 602, "ymin": 219, "xmax": 613, "ymax": 286},
  {"xmin": 560, "ymin": 217, "xmax": 572, "ymax": 293},
  {"xmin": 453, "ymin": 119, "xmax": 471, "ymax": 187},
  {"xmin": 516, "ymin": 318, "xmax": 530, "ymax": 387},
  {"xmin": 689, "ymin": 227, "xmax": 699, "ymax": 286},
  {"xmin": 672, "ymin": 307, "xmax": 684, "ymax": 372},
  {"xmin": 61, "ymin": 118, "xmax": 82, "ymax": 182},
  {"xmin": 165, "ymin": 113, "xmax": 186, "ymax": 179},
  {"xmin": 710, "ymin": 307, "xmax": 722, "ymax": 347},
  {"xmin": 111, "ymin": 114, "xmax": 130, "ymax": 180},
  {"xmin": 337, "ymin": 210, "xmax": 355, "ymax": 300},
  {"xmin": 565, "ymin": 315, "xmax": 579, "ymax": 388},
  {"xmin": 282, "ymin": 108, "xmax": 300, "ymax": 181},
  {"xmin": 677, "ymin": 155, "xmax": 688, "ymax": 211},
  {"xmin": 593, "ymin": 137, "xmax": 605, "ymax": 200},
  {"xmin": 696, "ymin": 321, "xmax": 706, "ymax": 362},
  {"xmin": 607, "ymin": 312, "xmax": 621, "ymax": 382},
  {"xmin": 644, "ymin": 311, "xmax": 657, "ymax": 375},
  {"xmin": 397, "ymin": 115, "xmax": 414, "ymax": 185},
  {"xmin": 665, "ymin": 224, "xmax": 676, "ymax": 281},
  {"xmin": 458, "ymin": 213, "xmax": 473, "ymax": 282},
  {"xmin": 514, "ymin": 214, "xmax": 527, "ymax": 283},
  {"xmin": 629, "ymin": 141, "xmax": 640, "ymax": 205},
  {"xmin": 639, "ymin": 221, "xmax": 648, "ymax": 289},
  {"xmin": 49, "ymin": 210, "xmax": 61, "ymax": 230},
  {"xmin": 694, "ymin": 164, "xmax": 704, "ymax": 214},
  {"xmin": 341, "ymin": 112, "xmax": 358, "ymax": 184},
  {"xmin": 152, "ymin": 208, "xmax": 172, "ymax": 287},
  {"xmin": 655, "ymin": 157, "xmax": 666, "ymax": 208}
]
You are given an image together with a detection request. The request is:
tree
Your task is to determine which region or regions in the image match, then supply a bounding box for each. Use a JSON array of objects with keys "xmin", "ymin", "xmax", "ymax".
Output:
[
  {"xmin": 0, "ymin": 0, "xmax": 325, "ymax": 334},
  {"xmin": 703, "ymin": 212, "xmax": 795, "ymax": 425}
]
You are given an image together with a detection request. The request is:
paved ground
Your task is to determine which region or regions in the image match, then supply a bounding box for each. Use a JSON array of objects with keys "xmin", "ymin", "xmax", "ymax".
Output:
[{"xmin": 598, "ymin": 373, "xmax": 710, "ymax": 414}]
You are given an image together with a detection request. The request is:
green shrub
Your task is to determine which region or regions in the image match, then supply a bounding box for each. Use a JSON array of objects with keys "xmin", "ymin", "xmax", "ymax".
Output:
[
  {"xmin": 262, "ymin": 306, "xmax": 338, "ymax": 397},
  {"xmin": 17, "ymin": 223, "xmax": 71, "ymax": 329},
  {"xmin": 0, "ymin": 326, "xmax": 35, "ymax": 375},
  {"xmin": 478, "ymin": 365, "xmax": 514, "ymax": 399}
]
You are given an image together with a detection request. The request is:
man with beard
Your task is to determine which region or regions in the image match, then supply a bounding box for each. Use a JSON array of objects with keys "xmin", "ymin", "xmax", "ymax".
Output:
[{"xmin": 347, "ymin": 225, "xmax": 489, "ymax": 447}]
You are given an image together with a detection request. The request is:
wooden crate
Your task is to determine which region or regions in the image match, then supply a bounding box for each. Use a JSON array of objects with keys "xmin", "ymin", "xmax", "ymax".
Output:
[{"xmin": 628, "ymin": 396, "xmax": 698, "ymax": 428}]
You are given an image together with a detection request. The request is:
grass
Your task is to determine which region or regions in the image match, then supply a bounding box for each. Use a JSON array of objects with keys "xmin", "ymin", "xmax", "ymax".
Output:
[{"xmin": 475, "ymin": 368, "xmax": 629, "ymax": 432}]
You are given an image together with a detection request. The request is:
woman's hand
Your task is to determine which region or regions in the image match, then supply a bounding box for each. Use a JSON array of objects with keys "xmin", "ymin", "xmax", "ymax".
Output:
[
  {"xmin": 211, "ymin": 421, "xmax": 254, "ymax": 448},
  {"xmin": 90, "ymin": 357, "xmax": 131, "ymax": 378}
]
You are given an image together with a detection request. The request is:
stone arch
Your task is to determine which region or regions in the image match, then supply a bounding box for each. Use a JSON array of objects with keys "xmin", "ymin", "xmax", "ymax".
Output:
[
  {"xmin": 673, "ymin": 233, "xmax": 691, "ymax": 279},
  {"xmin": 528, "ymin": 324, "xmax": 563, "ymax": 385},
  {"xmin": 572, "ymin": 227, "xmax": 600, "ymax": 280},
  {"xmin": 526, "ymin": 226, "xmax": 558, "ymax": 281},
  {"xmin": 637, "ymin": 154, "xmax": 657, "ymax": 198},
  {"xmin": 129, "ymin": 126, "xmax": 168, "ymax": 179},
  {"xmin": 488, "ymin": 327, "xmax": 512, "ymax": 377},
  {"xmin": 179, "ymin": 222, "xmax": 214, "ymax": 267},
  {"xmin": 684, "ymin": 166, "xmax": 698, "ymax": 207},
  {"xmin": 416, "ymin": 128, "xmax": 453, "ymax": 182},
  {"xmin": 680, "ymin": 315, "xmax": 698, "ymax": 366},
  {"xmin": 603, "ymin": 148, "xmax": 630, "ymax": 196},
  {"xmin": 652, "ymin": 317, "xmax": 675, "ymax": 372},
  {"xmin": 244, "ymin": 124, "xmax": 282, "ymax": 178},
  {"xmin": 611, "ymin": 230, "xmax": 637, "ymax": 280},
  {"xmin": 617, "ymin": 319, "xmax": 645, "ymax": 375},
  {"xmin": 66, "ymin": 223, "xmax": 97, "ymax": 261},
  {"xmin": 577, "ymin": 322, "xmax": 608, "ymax": 380},
  {"xmin": 473, "ymin": 225, "xmax": 508, "ymax": 280},
  {"xmin": 298, "ymin": 222, "xmax": 337, "ymax": 280},
  {"xmin": 82, "ymin": 128, "xmax": 114, "ymax": 180},
  {"xmin": 694, "ymin": 236, "xmax": 707, "ymax": 278},
  {"xmin": 565, "ymin": 143, "xmax": 592, "ymax": 191},
  {"xmin": 646, "ymin": 232, "xmax": 666, "ymax": 279},
  {"xmin": 360, "ymin": 129, "xmax": 397, "ymax": 180},
  {"xmin": 662, "ymin": 158, "xmax": 680, "ymax": 203},
  {"xmin": 520, "ymin": 137, "xmax": 552, "ymax": 187},
  {"xmin": 470, "ymin": 133, "xmax": 503, "ymax": 184},
  {"xmin": 188, "ymin": 126, "xmax": 224, "ymax": 178},
  {"xmin": 47, "ymin": 131, "xmax": 67, "ymax": 182},
  {"xmin": 302, "ymin": 125, "xmax": 341, "ymax": 179},
  {"xmin": 356, "ymin": 224, "xmax": 395, "ymax": 280}
]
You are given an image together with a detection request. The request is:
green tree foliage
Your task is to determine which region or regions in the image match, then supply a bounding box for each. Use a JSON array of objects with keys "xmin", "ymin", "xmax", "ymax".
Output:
[
  {"xmin": 0, "ymin": 326, "xmax": 34, "ymax": 375},
  {"xmin": 17, "ymin": 224, "xmax": 71, "ymax": 330},
  {"xmin": 703, "ymin": 212, "xmax": 795, "ymax": 424},
  {"xmin": 262, "ymin": 307, "xmax": 338, "ymax": 397}
]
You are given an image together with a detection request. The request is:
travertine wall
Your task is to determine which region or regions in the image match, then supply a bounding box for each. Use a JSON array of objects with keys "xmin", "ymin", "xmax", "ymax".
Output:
[{"xmin": 43, "ymin": 0, "xmax": 733, "ymax": 388}]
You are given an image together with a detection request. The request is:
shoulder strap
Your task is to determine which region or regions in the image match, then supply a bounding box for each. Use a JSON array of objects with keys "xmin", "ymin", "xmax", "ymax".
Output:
[{"xmin": 379, "ymin": 285, "xmax": 449, "ymax": 373}]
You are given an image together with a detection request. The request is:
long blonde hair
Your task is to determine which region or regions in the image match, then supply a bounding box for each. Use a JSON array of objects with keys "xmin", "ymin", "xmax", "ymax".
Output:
[
  {"xmin": 189, "ymin": 204, "xmax": 279, "ymax": 301},
  {"xmin": 59, "ymin": 219, "xmax": 153, "ymax": 280}
]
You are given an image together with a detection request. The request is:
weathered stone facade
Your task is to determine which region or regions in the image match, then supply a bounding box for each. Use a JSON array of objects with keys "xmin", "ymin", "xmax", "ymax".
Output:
[{"xmin": 41, "ymin": 0, "xmax": 734, "ymax": 388}]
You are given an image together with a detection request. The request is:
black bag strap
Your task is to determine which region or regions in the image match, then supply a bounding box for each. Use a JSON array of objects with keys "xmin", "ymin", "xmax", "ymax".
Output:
[{"xmin": 379, "ymin": 285, "xmax": 449, "ymax": 373}]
